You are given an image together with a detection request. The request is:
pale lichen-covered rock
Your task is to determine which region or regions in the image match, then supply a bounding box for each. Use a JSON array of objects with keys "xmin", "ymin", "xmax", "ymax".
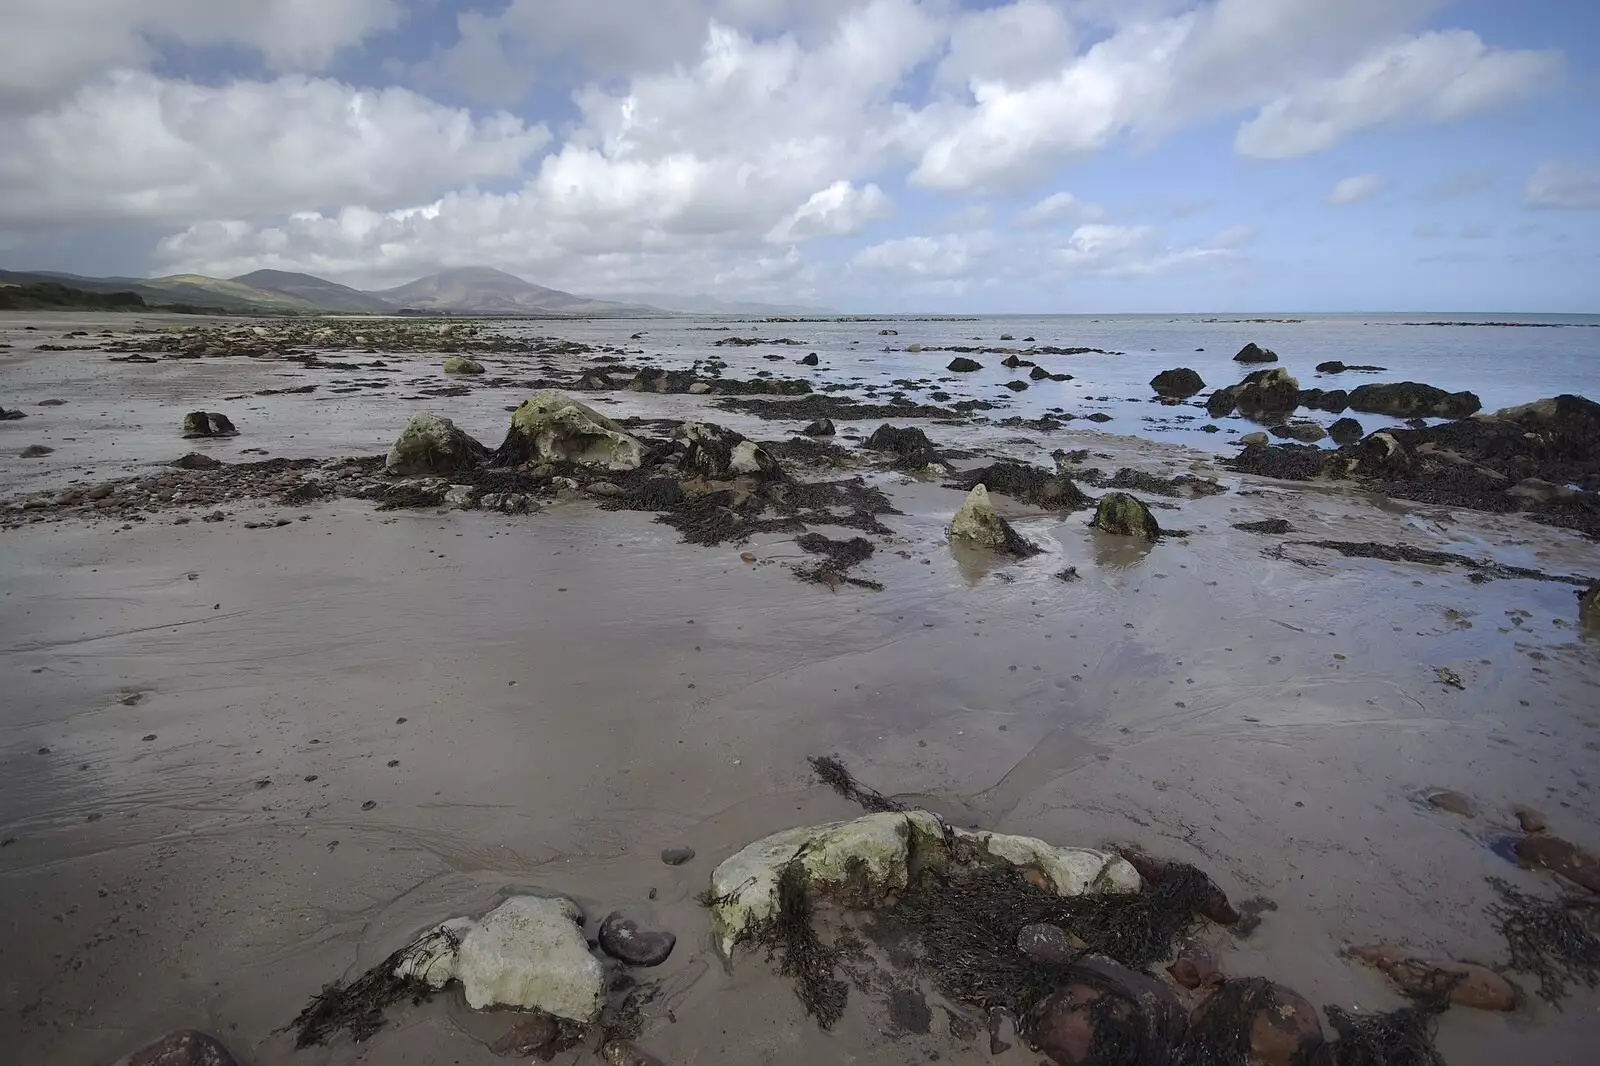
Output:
[
  {"xmin": 443, "ymin": 356, "xmax": 485, "ymax": 375},
  {"xmin": 708, "ymin": 811, "xmax": 1138, "ymax": 957},
  {"xmin": 394, "ymin": 898, "xmax": 605, "ymax": 1023},
  {"xmin": 950, "ymin": 484, "xmax": 1006, "ymax": 549},
  {"xmin": 386, "ymin": 413, "xmax": 487, "ymax": 475},
  {"xmin": 496, "ymin": 392, "xmax": 645, "ymax": 471},
  {"xmin": 676, "ymin": 422, "xmax": 781, "ymax": 480}
]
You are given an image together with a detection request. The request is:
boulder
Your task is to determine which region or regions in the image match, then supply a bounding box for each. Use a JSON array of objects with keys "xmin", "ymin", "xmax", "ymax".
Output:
[
  {"xmin": 800, "ymin": 353, "xmax": 820, "ymax": 366},
  {"xmin": 1150, "ymin": 368, "xmax": 1205, "ymax": 398},
  {"xmin": 1030, "ymin": 365, "xmax": 1052, "ymax": 381},
  {"xmin": 1205, "ymin": 388, "xmax": 1239, "ymax": 417},
  {"xmin": 181, "ymin": 412, "xmax": 237, "ymax": 438},
  {"xmin": 1190, "ymin": 981, "xmax": 1324, "ymax": 1066},
  {"xmin": 1167, "ymin": 944, "xmax": 1222, "ymax": 989},
  {"xmin": 802, "ymin": 418, "xmax": 836, "ymax": 437},
  {"xmin": 1347, "ymin": 382, "xmax": 1482, "ymax": 419},
  {"xmin": 126, "ymin": 1030, "xmax": 238, "ymax": 1066},
  {"xmin": 950, "ymin": 485, "xmax": 1014, "ymax": 550},
  {"xmin": 1328, "ymin": 417, "xmax": 1364, "ymax": 445},
  {"xmin": 1317, "ymin": 361, "xmax": 1386, "ymax": 374},
  {"xmin": 1001, "ymin": 354, "xmax": 1035, "ymax": 369},
  {"xmin": 1347, "ymin": 945, "xmax": 1516, "ymax": 1011},
  {"xmin": 495, "ymin": 392, "xmax": 646, "ymax": 471},
  {"xmin": 1239, "ymin": 431, "xmax": 1269, "ymax": 447},
  {"xmin": 490, "ymin": 1014, "xmax": 565, "ymax": 1058},
  {"xmin": 1233, "ymin": 343, "xmax": 1278, "ymax": 364},
  {"xmin": 1004, "ymin": 380, "xmax": 1029, "ymax": 391},
  {"xmin": 1277, "ymin": 421, "xmax": 1326, "ymax": 443},
  {"xmin": 1234, "ymin": 368, "xmax": 1300, "ymax": 414},
  {"xmin": 867, "ymin": 424, "xmax": 938, "ymax": 468},
  {"xmin": 1297, "ymin": 388, "xmax": 1350, "ymax": 413},
  {"xmin": 1091, "ymin": 493, "xmax": 1160, "ymax": 540},
  {"xmin": 443, "ymin": 356, "xmax": 485, "ymax": 375},
  {"xmin": 707, "ymin": 811, "xmax": 1137, "ymax": 957},
  {"xmin": 1028, "ymin": 957, "xmax": 1187, "ymax": 1066},
  {"xmin": 20, "ymin": 444, "xmax": 53, "ymax": 457},
  {"xmin": 676, "ymin": 422, "xmax": 781, "ymax": 480},
  {"xmin": 598, "ymin": 912, "xmax": 676, "ymax": 967},
  {"xmin": 386, "ymin": 414, "xmax": 488, "ymax": 475},
  {"xmin": 396, "ymin": 896, "xmax": 606, "ymax": 1023},
  {"xmin": 1514, "ymin": 833, "xmax": 1600, "ymax": 894},
  {"xmin": 1424, "ymin": 789, "xmax": 1475, "ymax": 817},
  {"xmin": 687, "ymin": 381, "xmax": 712, "ymax": 395},
  {"xmin": 947, "ymin": 357, "xmax": 983, "ymax": 373},
  {"xmin": 0, "ymin": 407, "xmax": 27, "ymax": 421}
]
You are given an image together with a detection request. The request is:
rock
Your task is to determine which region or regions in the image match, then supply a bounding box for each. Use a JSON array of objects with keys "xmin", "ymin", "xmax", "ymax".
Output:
[
  {"xmin": 676, "ymin": 422, "xmax": 781, "ymax": 479},
  {"xmin": 445, "ymin": 485, "xmax": 478, "ymax": 509},
  {"xmin": 1515, "ymin": 833, "xmax": 1600, "ymax": 894},
  {"xmin": 1578, "ymin": 581, "xmax": 1599, "ymax": 627},
  {"xmin": 490, "ymin": 1013, "xmax": 565, "ymax": 1058},
  {"xmin": 598, "ymin": 911, "xmax": 676, "ymax": 967},
  {"xmin": 801, "ymin": 418, "xmax": 836, "ymax": 437},
  {"xmin": 1347, "ymin": 382, "xmax": 1482, "ymax": 419},
  {"xmin": 880, "ymin": 329, "xmax": 899, "ymax": 336},
  {"xmin": 496, "ymin": 392, "xmax": 646, "ymax": 471},
  {"xmin": 1001, "ymin": 354, "xmax": 1034, "ymax": 368},
  {"xmin": 1086, "ymin": 412, "xmax": 1112, "ymax": 423},
  {"xmin": 1233, "ymin": 342, "xmax": 1278, "ymax": 364},
  {"xmin": 1167, "ymin": 944, "xmax": 1221, "ymax": 989},
  {"xmin": 1233, "ymin": 368, "xmax": 1301, "ymax": 414},
  {"xmin": 1424, "ymin": 789, "xmax": 1475, "ymax": 817},
  {"xmin": 1317, "ymin": 361, "xmax": 1347, "ymax": 374},
  {"xmin": 386, "ymin": 414, "xmax": 488, "ymax": 476},
  {"xmin": 181, "ymin": 412, "xmax": 237, "ymax": 438},
  {"xmin": 398, "ymin": 896, "xmax": 606, "ymax": 1023},
  {"xmin": 661, "ymin": 846, "xmax": 696, "ymax": 865},
  {"xmin": 1030, "ymin": 365, "xmax": 1052, "ymax": 380},
  {"xmin": 172, "ymin": 452, "xmax": 223, "ymax": 470},
  {"xmin": 1029, "ymin": 958, "xmax": 1187, "ymax": 1066},
  {"xmin": 481, "ymin": 492, "xmax": 535, "ymax": 514},
  {"xmin": 1298, "ymin": 387, "xmax": 1351, "ymax": 413},
  {"xmin": 1240, "ymin": 431, "xmax": 1269, "ymax": 447},
  {"xmin": 443, "ymin": 356, "xmax": 486, "ymax": 375},
  {"xmin": 707, "ymin": 811, "xmax": 1138, "ymax": 957},
  {"xmin": 20, "ymin": 444, "xmax": 53, "ymax": 457},
  {"xmin": 1000, "ymin": 333, "xmax": 1015, "ymax": 341},
  {"xmin": 1280, "ymin": 421, "xmax": 1326, "ymax": 443},
  {"xmin": 687, "ymin": 381, "xmax": 712, "ymax": 395},
  {"xmin": 0, "ymin": 407, "xmax": 27, "ymax": 421},
  {"xmin": 867, "ymin": 424, "xmax": 938, "ymax": 468},
  {"xmin": 1189, "ymin": 981, "xmax": 1323, "ymax": 1066},
  {"xmin": 800, "ymin": 353, "xmax": 820, "ymax": 366},
  {"xmin": 947, "ymin": 357, "xmax": 983, "ymax": 372},
  {"xmin": 600, "ymin": 1041, "xmax": 663, "ymax": 1066},
  {"xmin": 1347, "ymin": 945, "xmax": 1516, "ymax": 1011},
  {"xmin": 1150, "ymin": 368, "xmax": 1205, "ymax": 398},
  {"xmin": 1328, "ymin": 416, "xmax": 1364, "ymax": 445},
  {"xmin": 1017, "ymin": 923, "xmax": 1085, "ymax": 965},
  {"xmin": 126, "ymin": 1030, "xmax": 238, "ymax": 1066},
  {"xmin": 1003, "ymin": 379, "xmax": 1029, "ymax": 391},
  {"xmin": 1206, "ymin": 388, "xmax": 1239, "ymax": 417},
  {"xmin": 1091, "ymin": 492, "xmax": 1160, "ymax": 540},
  {"xmin": 950, "ymin": 484, "xmax": 1010, "ymax": 550},
  {"xmin": 1113, "ymin": 847, "xmax": 1239, "ymax": 924},
  {"xmin": 586, "ymin": 481, "xmax": 622, "ymax": 497}
]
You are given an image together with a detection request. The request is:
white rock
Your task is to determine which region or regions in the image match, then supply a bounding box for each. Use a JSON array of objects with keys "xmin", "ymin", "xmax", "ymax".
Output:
[
  {"xmin": 687, "ymin": 382, "xmax": 712, "ymax": 395},
  {"xmin": 949, "ymin": 484, "xmax": 1007, "ymax": 549},
  {"xmin": 445, "ymin": 485, "xmax": 477, "ymax": 509},
  {"xmin": 728, "ymin": 441, "xmax": 768, "ymax": 475},
  {"xmin": 507, "ymin": 393, "xmax": 645, "ymax": 471}
]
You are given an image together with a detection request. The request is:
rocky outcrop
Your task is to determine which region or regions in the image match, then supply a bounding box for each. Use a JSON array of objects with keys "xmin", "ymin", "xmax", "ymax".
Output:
[
  {"xmin": 676, "ymin": 422, "xmax": 781, "ymax": 480},
  {"xmin": 1235, "ymin": 368, "xmax": 1301, "ymax": 415},
  {"xmin": 395, "ymin": 896, "xmax": 606, "ymax": 1023},
  {"xmin": 1091, "ymin": 492, "xmax": 1160, "ymax": 539},
  {"xmin": 947, "ymin": 357, "xmax": 983, "ymax": 372},
  {"xmin": 950, "ymin": 485, "xmax": 1008, "ymax": 549},
  {"xmin": 1150, "ymin": 368, "xmax": 1205, "ymax": 398},
  {"xmin": 386, "ymin": 414, "xmax": 489, "ymax": 475},
  {"xmin": 1347, "ymin": 382, "xmax": 1482, "ymax": 419},
  {"xmin": 802, "ymin": 418, "xmax": 836, "ymax": 436},
  {"xmin": 126, "ymin": 1030, "xmax": 238, "ymax": 1066},
  {"xmin": 1189, "ymin": 981, "xmax": 1324, "ymax": 1066},
  {"xmin": 182, "ymin": 412, "xmax": 237, "ymax": 438},
  {"xmin": 494, "ymin": 392, "xmax": 646, "ymax": 470},
  {"xmin": 706, "ymin": 811, "xmax": 1138, "ymax": 957},
  {"xmin": 1297, "ymin": 388, "xmax": 1350, "ymax": 413},
  {"xmin": 443, "ymin": 356, "xmax": 485, "ymax": 375},
  {"xmin": 1347, "ymin": 945, "xmax": 1516, "ymax": 1011},
  {"xmin": 866, "ymin": 424, "xmax": 939, "ymax": 469},
  {"xmin": 1233, "ymin": 342, "xmax": 1278, "ymax": 364}
]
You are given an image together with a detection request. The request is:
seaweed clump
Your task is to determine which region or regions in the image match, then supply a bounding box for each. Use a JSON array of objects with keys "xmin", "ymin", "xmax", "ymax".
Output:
[
  {"xmin": 1487, "ymin": 876, "xmax": 1600, "ymax": 1005},
  {"xmin": 808, "ymin": 754, "xmax": 905, "ymax": 813},
  {"xmin": 1323, "ymin": 998, "xmax": 1450, "ymax": 1066},
  {"xmin": 794, "ymin": 533, "xmax": 883, "ymax": 591},
  {"xmin": 744, "ymin": 860, "xmax": 851, "ymax": 1028},
  {"xmin": 948, "ymin": 461, "xmax": 1094, "ymax": 510},
  {"xmin": 290, "ymin": 926, "xmax": 462, "ymax": 1047}
]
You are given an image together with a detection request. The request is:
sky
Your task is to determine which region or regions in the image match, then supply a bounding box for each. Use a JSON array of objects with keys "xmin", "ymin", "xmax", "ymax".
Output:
[{"xmin": 1, "ymin": 0, "xmax": 1597, "ymax": 313}]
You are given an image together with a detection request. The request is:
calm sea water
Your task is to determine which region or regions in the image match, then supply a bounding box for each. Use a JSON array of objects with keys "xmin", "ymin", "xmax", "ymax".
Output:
[{"xmin": 530, "ymin": 312, "xmax": 1600, "ymax": 450}]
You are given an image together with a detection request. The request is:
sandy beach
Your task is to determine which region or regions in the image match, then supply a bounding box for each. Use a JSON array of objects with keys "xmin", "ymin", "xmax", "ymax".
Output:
[{"xmin": 3, "ymin": 313, "xmax": 1598, "ymax": 1066}]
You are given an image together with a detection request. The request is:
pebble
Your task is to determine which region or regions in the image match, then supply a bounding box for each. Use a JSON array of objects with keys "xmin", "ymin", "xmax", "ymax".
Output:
[
  {"xmin": 1424, "ymin": 789, "xmax": 1475, "ymax": 817},
  {"xmin": 601, "ymin": 1041, "xmax": 663, "ymax": 1066},
  {"xmin": 598, "ymin": 911, "xmax": 676, "ymax": 967},
  {"xmin": 660, "ymin": 846, "xmax": 695, "ymax": 866},
  {"xmin": 126, "ymin": 1029, "xmax": 238, "ymax": 1066}
]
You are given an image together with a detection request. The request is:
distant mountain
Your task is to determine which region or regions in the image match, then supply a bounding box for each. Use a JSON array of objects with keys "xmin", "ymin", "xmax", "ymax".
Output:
[
  {"xmin": 0, "ymin": 268, "xmax": 312, "ymax": 312},
  {"xmin": 596, "ymin": 291, "xmax": 835, "ymax": 316},
  {"xmin": 233, "ymin": 269, "xmax": 395, "ymax": 313},
  {"xmin": 374, "ymin": 267, "xmax": 665, "ymax": 317}
]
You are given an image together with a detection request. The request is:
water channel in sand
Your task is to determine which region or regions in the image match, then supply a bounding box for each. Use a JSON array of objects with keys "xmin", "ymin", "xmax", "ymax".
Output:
[{"xmin": 2, "ymin": 313, "xmax": 1598, "ymax": 1065}]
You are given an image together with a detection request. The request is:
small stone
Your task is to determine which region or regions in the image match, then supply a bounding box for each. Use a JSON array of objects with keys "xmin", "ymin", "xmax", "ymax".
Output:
[
  {"xmin": 739, "ymin": 551, "xmax": 757, "ymax": 563},
  {"xmin": 1167, "ymin": 943, "xmax": 1221, "ymax": 989},
  {"xmin": 661, "ymin": 846, "xmax": 695, "ymax": 866},
  {"xmin": 1239, "ymin": 431, "xmax": 1269, "ymax": 447},
  {"xmin": 599, "ymin": 911, "xmax": 677, "ymax": 967},
  {"xmin": 586, "ymin": 482, "xmax": 623, "ymax": 497},
  {"xmin": 801, "ymin": 417, "xmax": 836, "ymax": 436},
  {"xmin": 1017, "ymin": 923, "xmax": 1085, "ymax": 965},
  {"xmin": 20, "ymin": 444, "xmax": 54, "ymax": 457},
  {"xmin": 490, "ymin": 1013, "xmax": 564, "ymax": 1058},
  {"xmin": 1424, "ymin": 789, "xmax": 1475, "ymax": 817},
  {"xmin": 127, "ymin": 1029, "xmax": 238, "ymax": 1066},
  {"xmin": 600, "ymin": 1041, "xmax": 663, "ymax": 1066},
  {"xmin": 1513, "ymin": 805, "xmax": 1547, "ymax": 833},
  {"xmin": 361, "ymin": 800, "xmax": 377, "ymax": 810}
]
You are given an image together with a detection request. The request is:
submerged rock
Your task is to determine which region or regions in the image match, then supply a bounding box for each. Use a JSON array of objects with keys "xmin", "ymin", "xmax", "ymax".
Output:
[
  {"xmin": 1347, "ymin": 945, "xmax": 1516, "ymax": 1011},
  {"xmin": 1233, "ymin": 342, "xmax": 1278, "ymax": 364},
  {"xmin": 1348, "ymin": 382, "xmax": 1482, "ymax": 419},
  {"xmin": 443, "ymin": 356, "xmax": 485, "ymax": 375},
  {"xmin": 386, "ymin": 413, "xmax": 488, "ymax": 476},
  {"xmin": 707, "ymin": 811, "xmax": 1138, "ymax": 957},
  {"xmin": 947, "ymin": 357, "xmax": 983, "ymax": 372},
  {"xmin": 1275, "ymin": 421, "xmax": 1326, "ymax": 443},
  {"xmin": 126, "ymin": 1030, "xmax": 238, "ymax": 1066},
  {"xmin": 1424, "ymin": 789, "xmax": 1475, "ymax": 817},
  {"xmin": 396, "ymin": 896, "xmax": 606, "ymax": 1023},
  {"xmin": 496, "ymin": 392, "xmax": 646, "ymax": 471},
  {"xmin": 1150, "ymin": 368, "xmax": 1205, "ymax": 398},
  {"xmin": 182, "ymin": 412, "xmax": 237, "ymax": 438},
  {"xmin": 490, "ymin": 1013, "xmax": 565, "ymax": 1058},
  {"xmin": 20, "ymin": 444, "xmax": 53, "ymax": 457},
  {"xmin": 1091, "ymin": 492, "xmax": 1160, "ymax": 540}
]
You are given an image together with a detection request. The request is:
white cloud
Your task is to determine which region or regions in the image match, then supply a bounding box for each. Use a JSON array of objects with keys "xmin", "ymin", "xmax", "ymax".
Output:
[
  {"xmin": 1326, "ymin": 174, "xmax": 1385, "ymax": 206},
  {"xmin": 1014, "ymin": 191, "xmax": 1104, "ymax": 227},
  {"xmin": 0, "ymin": 72, "xmax": 547, "ymax": 226},
  {"xmin": 1236, "ymin": 30, "xmax": 1559, "ymax": 158},
  {"xmin": 936, "ymin": 0, "xmax": 1077, "ymax": 89},
  {"xmin": 1525, "ymin": 161, "xmax": 1600, "ymax": 209},
  {"xmin": 765, "ymin": 181, "xmax": 891, "ymax": 242},
  {"xmin": 851, "ymin": 233, "xmax": 992, "ymax": 278},
  {"xmin": 1052, "ymin": 222, "xmax": 1233, "ymax": 275},
  {"xmin": 0, "ymin": 0, "xmax": 401, "ymax": 111}
]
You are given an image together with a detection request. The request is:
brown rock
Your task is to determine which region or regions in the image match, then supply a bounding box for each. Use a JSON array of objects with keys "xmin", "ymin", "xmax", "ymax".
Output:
[
  {"xmin": 1512, "ymin": 805, "xmax": 1548, "ymax": 834},
  {"xmin": 598, "ymin": 911, "xmax": 677, "ymax": 967},
  {"xmin": 1347, "ymin": 945, "xmax": 1516, "ymax": 1011},
  {"xmin": 1248, "ymin": 985, "xmax": 1323, "ymax": 1066},
  {"xmin": 600, "ymin": 1041, "xmax": 664, "ymax": 1066},
  {"xmin": 127, "ymin": 1030, "xmax": 238, "ymax": 1066},
  {"xmin": 1167, "ymin": 943, "xmax": 1222, "ymax": 989},
  {"xmin": 1424, "ymin": 789, "xmax": 1475, "ymax": 817},
  {"xmin": 491, "ymin": 1013, "xmax": 564, "ymax": 1059},
  {"xmin": 1029, "ymin": 958, "xmax": 1187, "ymax": 1065},
  {"xmin": 1017, "ymin": 922, "xmax": 1085, "ymax": 965},
  {"xmin": 1515, "ymin": 834, "xmax": 1600, "ymax": 894}
]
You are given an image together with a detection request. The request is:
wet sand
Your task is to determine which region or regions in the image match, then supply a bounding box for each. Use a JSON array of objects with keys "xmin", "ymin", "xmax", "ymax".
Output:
[{"xmin": 3, "ymin": 314, "xmax": 1599, "ymax": 1065}]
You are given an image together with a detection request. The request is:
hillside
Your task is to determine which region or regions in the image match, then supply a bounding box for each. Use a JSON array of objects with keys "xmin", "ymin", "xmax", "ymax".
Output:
[
  {"xmin": 233, "ymin": 269, "xmax": 396, "ymax": 313},
  {"xmin": 374, "ymin": 267, "xmax": 663, "ymax": 317}
]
